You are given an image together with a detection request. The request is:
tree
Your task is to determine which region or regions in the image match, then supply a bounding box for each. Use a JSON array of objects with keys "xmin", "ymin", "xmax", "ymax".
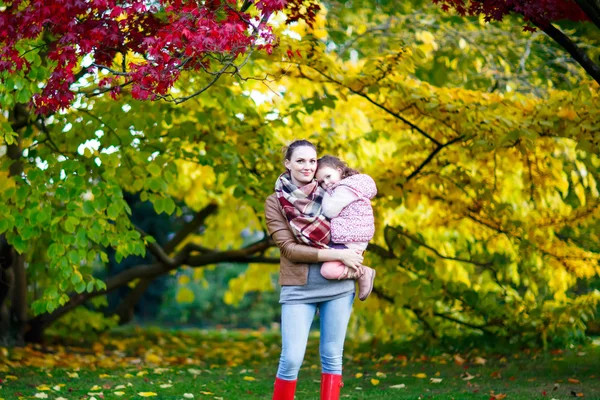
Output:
[
  {"xmin": 0, "ymin": 0, "xmax": 320, "ymax": 113},
  {"xmin": 1, "ymin": 0, "xmax": 599, "ymax": 347},
  {"xmin": 226, "ymin": 5, "xmax": 600, "ymax": 346},
  {"xmin": 432, "ymin": 0, "xmax": 600, "ymax": 85},
  {"xmin": 0, "ymin": 1, "xmax": 320, "ymax": 343}
]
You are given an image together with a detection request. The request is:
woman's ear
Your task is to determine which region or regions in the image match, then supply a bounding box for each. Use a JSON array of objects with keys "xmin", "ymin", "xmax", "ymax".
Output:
[{"xmin": 284, "ymin": 159, "xmax": 291, "ymax": 170}]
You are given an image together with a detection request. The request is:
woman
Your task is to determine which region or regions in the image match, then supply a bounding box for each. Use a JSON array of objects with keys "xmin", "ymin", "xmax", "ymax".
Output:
[{"xmin": 265, "ymin": 139, "xmax": 364, "ymax": 400}]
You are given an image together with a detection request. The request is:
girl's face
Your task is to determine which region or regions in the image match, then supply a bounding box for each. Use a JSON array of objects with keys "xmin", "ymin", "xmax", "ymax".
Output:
[
  {"xmin": 315, "ymin": 166, "xmax": 343, "ymax": 190},
  {"xmin": 284, "ymin": 146, "xmax": 318, "ymax": 187}
]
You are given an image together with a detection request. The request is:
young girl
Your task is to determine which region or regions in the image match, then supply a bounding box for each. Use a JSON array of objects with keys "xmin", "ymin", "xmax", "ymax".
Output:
[{"xmin": 315, "ymin": 155, "xmax": 377, "ymax": 301}]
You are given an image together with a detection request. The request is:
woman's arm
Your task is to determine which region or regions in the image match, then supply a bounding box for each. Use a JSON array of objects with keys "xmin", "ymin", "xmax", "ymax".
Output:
[
  {"xmin": 265, "ymin": 196, "xmax": 363, "ymax": 268},
  {"xmin": 322, "ymin": 186, "xmax": 359, "ymax": 219}
]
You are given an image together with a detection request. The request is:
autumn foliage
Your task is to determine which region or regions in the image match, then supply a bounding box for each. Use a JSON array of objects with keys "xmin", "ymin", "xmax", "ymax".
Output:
[
  {"xmin": 0, "ymin": 0, "xmax": 319, "ymax": 113},
  {"xmin": 433, "ymin": 0, "xmax": 589, "ymax": 27}
]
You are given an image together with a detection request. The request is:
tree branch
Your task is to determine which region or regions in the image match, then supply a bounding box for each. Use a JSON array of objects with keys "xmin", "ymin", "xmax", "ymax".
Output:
[
  {"xmin": 387, "ymin": 226, "xmax": 493, "ymax": 267},
  {"xmin": 26, "ymin": 237, "xmax": 278, "ymax": 331},
  {"xmin": 573, "ymin": 0, "xmax": 600, "ymax": 30},
  {"xmin": 404, "ymin": 134, "xmax": 465, "ymax": 183},
  {"xmin": 371, "ymin": 286, "xmax": 494, "ymax": 335},
  {"xmin": 534, "ymin": 21, "xmax": 600, "ymax": 85}
]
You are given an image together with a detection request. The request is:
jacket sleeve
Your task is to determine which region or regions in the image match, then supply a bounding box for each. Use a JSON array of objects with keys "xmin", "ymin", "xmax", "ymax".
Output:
[
  {"xmin": 322, "ymin": 186, "xmax": 359, "ymax": 218},
  {"xmin": 265, "ymin": 195, "xmax": 320, "ymax": 264}
]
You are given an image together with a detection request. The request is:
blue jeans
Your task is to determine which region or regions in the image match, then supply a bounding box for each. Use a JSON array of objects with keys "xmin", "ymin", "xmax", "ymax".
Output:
[{"xmin": 276, "ymin": 294, "xmax": 354, "ymax": 380}]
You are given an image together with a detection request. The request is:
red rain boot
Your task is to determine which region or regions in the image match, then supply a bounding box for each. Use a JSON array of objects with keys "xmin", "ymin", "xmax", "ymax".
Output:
[
  {"xmin": 272, "ymin": 377, "xmax": 297, "ymax": 400},
  {"xmin": 320, "ymin": 373, "xmax": 343, "ymax": 400}
]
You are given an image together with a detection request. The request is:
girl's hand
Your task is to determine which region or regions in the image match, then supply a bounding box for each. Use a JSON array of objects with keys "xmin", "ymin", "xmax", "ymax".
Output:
[{"xmin": 338, "ymin": 249, "xmax": 363, "ymax": 271}]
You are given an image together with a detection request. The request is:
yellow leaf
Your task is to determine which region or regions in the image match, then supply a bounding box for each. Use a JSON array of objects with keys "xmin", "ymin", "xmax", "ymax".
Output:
[
  {"xmin": 114, "ymin": 392, "xmax": 125, "ymax": 396},
  {"xmin": 90, "ymin": 385, "xmax": 102, "ymax": 391},
  {"xmin": 243, "ymin": 376, "xmax": 256, "ymax": 381},
  {"xmin": 199, "ymin": 391, "xmax": 214, "ymax": 395},
  {"xmin": 5, "ymin": 375, "xmax": 18, "ymax": 380},
  {"xmin": 124, "ymin": 373, "xmax": 134, "ymax": 378},
  {"xmin": 145, "ymin": 353, "xmax": 162, "ymax": 364},
  {"xmin": 176, "ymin": 287, "xmax": 195, "ymax": 303},
  {"xmin": 413, "ymin": 373, "xmax": 427, "ymax": 379},
  {"xmin": 136, "ymin": 371, "xmax": 148, "ymax": 377},
  {"xmin": 370, "ymin": 378, "xmax": 380, "ymax": 386},
  {"xmin": 99, "ymin": 374, "xmax": 112, "ymax": 378},
  {"xmin": 67, "ymin": 372, "xmax": 79, "ymax": 378},
  {"xmin": 36, "ymin": 385, "xmax": 51, "ymax": 391},
  {"xmin": 355, "ymin": 373, "xmax": 363, "ymax": 378},
  {"xmin": 376, "ymin": 372, "xmax": 387, "ymax": 378},
  {"xmin": 138, "ymin": 392, "xmax": 158, "ymax": 397}
]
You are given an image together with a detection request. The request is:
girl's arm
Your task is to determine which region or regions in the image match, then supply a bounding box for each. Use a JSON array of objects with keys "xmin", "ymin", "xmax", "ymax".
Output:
[
  {"xmin": 265, "ymin": 196, "xmax": 363, "ymax": 268},
  {"xmin": 322, "ymin": 186, "xmax": 359, "ymax": 219}
]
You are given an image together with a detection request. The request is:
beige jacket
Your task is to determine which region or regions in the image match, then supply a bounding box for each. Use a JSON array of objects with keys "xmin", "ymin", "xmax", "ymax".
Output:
[{"xmin": 265, "ymin": 193, "xmax": 320, "ymax": 285}]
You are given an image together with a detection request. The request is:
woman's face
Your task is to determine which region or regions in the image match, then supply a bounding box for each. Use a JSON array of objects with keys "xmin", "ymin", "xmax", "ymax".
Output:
[{"xmin": 284, "ymin": 146, "xmax": 317, "ymax": 187}]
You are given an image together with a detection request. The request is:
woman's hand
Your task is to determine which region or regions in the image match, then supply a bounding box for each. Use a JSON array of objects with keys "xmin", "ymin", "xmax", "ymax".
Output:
[{"xmin": 337, "ymin": 249, "xmax": 363, "ymax": 271}]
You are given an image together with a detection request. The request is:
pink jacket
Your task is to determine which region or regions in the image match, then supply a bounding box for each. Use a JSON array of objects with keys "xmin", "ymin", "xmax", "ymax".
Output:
[{"xmin": 327, "ymin": 174, "xmax": 377, "ymax": 243}]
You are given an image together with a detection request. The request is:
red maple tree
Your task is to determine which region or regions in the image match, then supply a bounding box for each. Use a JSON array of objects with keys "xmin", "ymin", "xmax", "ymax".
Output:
[
  {"xmin": 433, "ymin": 0, "xmax": 600, "ymax": 84},
  {"xmin": 0, "ymin": 0, "xmax": 319, "ymax": 113}
]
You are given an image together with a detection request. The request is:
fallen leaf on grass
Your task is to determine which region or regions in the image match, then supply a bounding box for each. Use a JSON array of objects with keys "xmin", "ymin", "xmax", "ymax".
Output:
[
  {"xmin": 371, "ymin": 378, "xmax": 379, "ymax": 386},
  {"xmin": 571, "ymin": 391, "xmax": 584, "ymax": 397},
  {"xmin": 376, "ymin": 371, "xmax": 387, "ymax": 378},
  {"xmin": 413, "ymin": 373, "xmax": 427, "ymax": 379},
  {"xmin": 491, "ymin": 394, "xmax": 507, "ymax": 400},
  {"xmin": 183, "ymin": 395, "xmax": 194, "ymax": 399},
  {"xmin": 389, "ymin": 384, "xmax": 406, "ymax": 389},
  {"xmin": 243, "ymin": 376, "xmax": 256, "ymax": 381},
  {"xmin": 462, "ymin": 372, "xmax": 476, "ymax": 381},
  {"xmin": 473, "ymin": 357, "xmax": 487, "ymax": 365},
  {"xmin": 355, "ymin": 373, "xmax": 363, "ymax": 378},
  {"xmin": 430, "ymin": 378, "xmax": 443, "ymax": 383},
  {"xmin": 454, "ymin": 355, "xmax": 466, "ymax": 365},
  {"xmin": 138, "ymin": 392, "xmax": 157, "ymax": 397},
  {"xmin": 34, "ymin": 394, "xmax": 48, "ymax": 399},
  {"xmin": 568, "ymin": 378, "xmax": 580, "ymax": 384}
]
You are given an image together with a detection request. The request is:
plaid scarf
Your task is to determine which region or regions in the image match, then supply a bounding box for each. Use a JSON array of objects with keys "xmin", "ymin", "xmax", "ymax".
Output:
[{"xmin": 275, "ymin": 172, "xmax": 331, "ymax": 249}]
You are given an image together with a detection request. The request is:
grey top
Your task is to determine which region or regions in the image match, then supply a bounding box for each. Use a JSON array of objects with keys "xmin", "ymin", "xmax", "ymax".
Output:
[{"xmin": 280, "ymin": 263, "xmax": 355, "ymax": 304}]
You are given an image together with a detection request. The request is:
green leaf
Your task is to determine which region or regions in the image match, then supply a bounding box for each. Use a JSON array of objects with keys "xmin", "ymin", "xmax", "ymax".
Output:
[
  {"xmin": 0, "ymin": 218, "xmax": 8, "ymax": 234},
  {"xmin": 107, "ymin": 202, "xmax": 121, "ymax": 219},
  {"xmin": 64, "ymin": 216, "xmax": 78, "ymax": 234},
  {"xmin": 74, "ymin": 281, "xmax": 86, "ymax": 294},
  {"xmin": 11, "ymin": 235, "xmax": 27, "ymax": 254},
  {"xmin": 83, "ymin": 201, "xmax": 95, "ymax": 215},
  {"xmin": 163, "ymin": 197, "xmax": 176, "ymax": 215},
  {"xmin": 147, "ymin": 163, "xmax": 162, "ymax": 177},
  {"xmin": 68, "ymin": 250, "xmax": 81, "ymax": 264}
]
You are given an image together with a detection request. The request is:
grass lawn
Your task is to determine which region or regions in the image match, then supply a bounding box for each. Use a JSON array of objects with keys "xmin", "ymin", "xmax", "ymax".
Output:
[{"xmin": 1, "ymin": 329, "xmax": 599, "ymax": 399}]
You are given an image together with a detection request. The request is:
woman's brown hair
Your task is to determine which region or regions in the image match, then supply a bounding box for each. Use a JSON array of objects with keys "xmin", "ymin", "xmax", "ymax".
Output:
[{"xmin": 317, "ymin": 155, "xmax": 359, "ymax": 178}]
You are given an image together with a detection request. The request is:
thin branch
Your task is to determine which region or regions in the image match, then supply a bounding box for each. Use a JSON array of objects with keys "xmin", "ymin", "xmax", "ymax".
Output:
[
  {"xmin": 164, "ymin": 204, "xmax": 219, "ymax": 254},
  {"xmin": 387, "ymin": 226, "xmax": 493, "ymax": 267},
  {"xmin": 534, "ymin": 21, "xmax": 600, "ymax": 85},
  {"xmin": 305, "ymin": 65, "xmax": 441, "ymax": 146},
  {"xmin": 403, "ymin": 135, "xmax": 465, "ymax": 183}
]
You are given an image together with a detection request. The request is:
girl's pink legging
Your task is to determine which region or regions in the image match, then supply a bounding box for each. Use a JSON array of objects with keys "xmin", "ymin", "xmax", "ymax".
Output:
[{"xmin": 321, "ymin": 261, "xmax": 348, "ymax": 280}]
